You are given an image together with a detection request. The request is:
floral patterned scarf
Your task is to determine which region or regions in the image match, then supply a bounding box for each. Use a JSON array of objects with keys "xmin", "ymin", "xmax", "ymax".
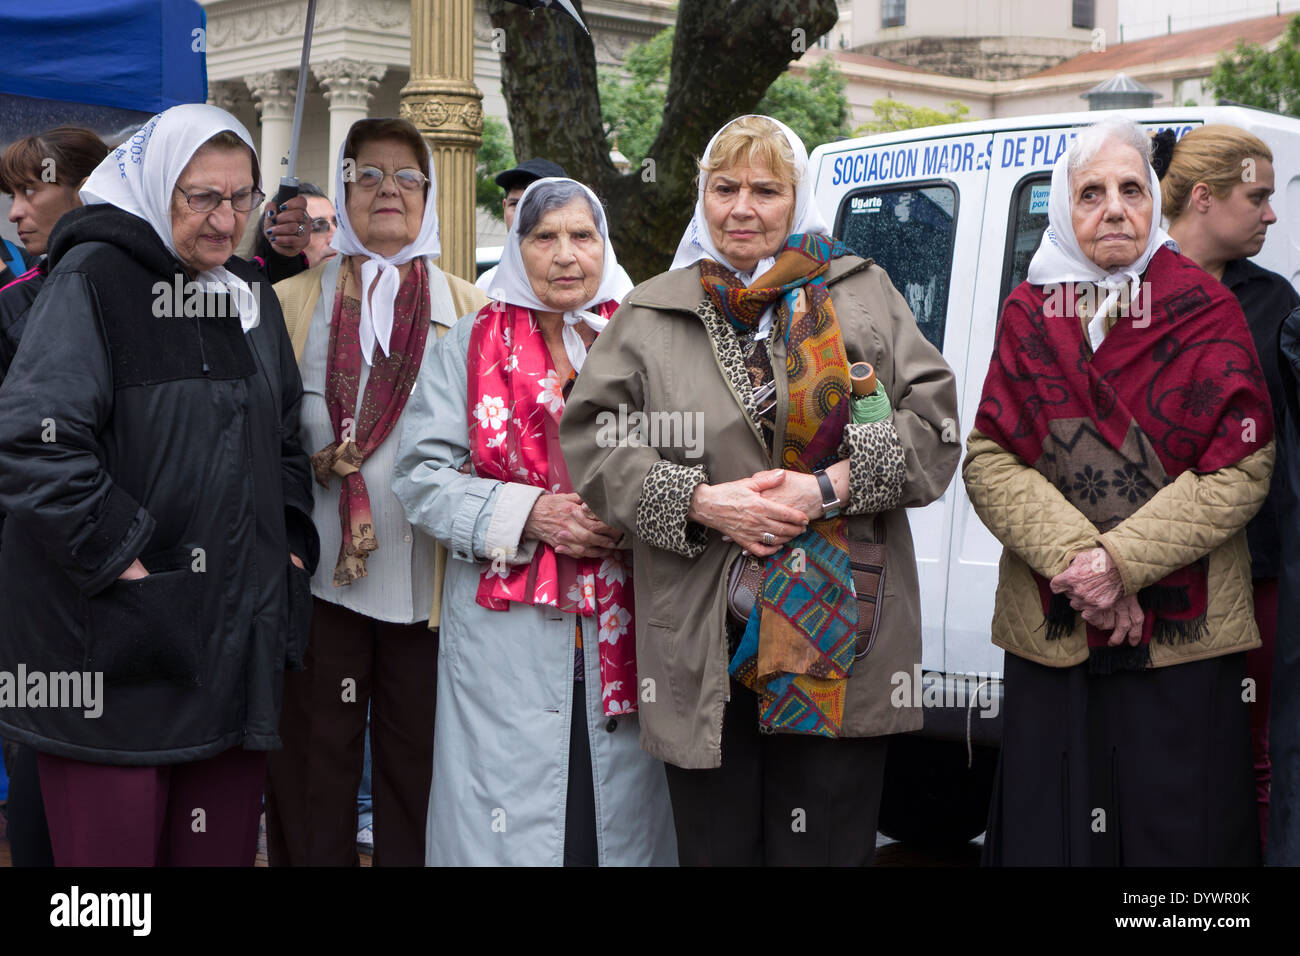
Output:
[
  {"xmin": 467, "ymin": 300, "xmax": 637, "ymax": 716},
  {"xmin": 312, "ymin": 256, "xmax": 431, "ymax": 586},
  {"xmin": 701, "ymin": 233, "xmax": 858, "ymax": 737}
]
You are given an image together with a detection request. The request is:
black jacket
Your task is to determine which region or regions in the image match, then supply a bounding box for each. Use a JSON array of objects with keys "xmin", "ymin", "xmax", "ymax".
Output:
[
  {"xmin": 1223, "ymin": 258, "xmax": 1300, "ymax": 579},
  {"xmin": 0, "ymin": 204, "xmax": 319, "ymax": 764},
  {"xmin": 0, "ymin": 257, "xmax": 46, "ymax": 381},
  {"xmin": 1271, "ymin": 303, "xmax": 1300, "ymax": 864},
  {"xmin": 0, "ymin": 258, "xmax": 48, "ymax": 547}
]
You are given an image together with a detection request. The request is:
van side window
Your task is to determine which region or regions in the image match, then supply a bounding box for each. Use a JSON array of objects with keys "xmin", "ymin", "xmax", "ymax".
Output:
[
  {"xmin": 1001, "ymin": 174, "xmax": 1053, "ymax": 306},
  {"xmin": 835, "ymin": 183, "xmax": 956, "ymax": 350}
]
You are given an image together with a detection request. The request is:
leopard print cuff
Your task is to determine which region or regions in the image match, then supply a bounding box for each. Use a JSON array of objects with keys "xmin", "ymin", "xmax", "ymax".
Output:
[
  {"xmin": 636, "ymin": 460, "xmax": 710, "ymax": 557},
  {"xmin": 839, "ymin": 420, "xmax": 906, "ymax": 515}
]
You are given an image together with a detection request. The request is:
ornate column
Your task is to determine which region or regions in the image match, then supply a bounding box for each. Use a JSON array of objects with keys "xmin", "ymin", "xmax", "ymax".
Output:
[
  {"xmin": 207, "ymin": 79, "xmax": 248, "ymax": 115},
  {"xmin": 314, "ymin": 59, "xmax": 387, "ymax": 199},
  {"xmin": 400, "ymin": 0, "xmax": 483, "ymax": 282},
  {"xmin": 245, "ymin": 69, "xmax": 298, "ymax": 183}
]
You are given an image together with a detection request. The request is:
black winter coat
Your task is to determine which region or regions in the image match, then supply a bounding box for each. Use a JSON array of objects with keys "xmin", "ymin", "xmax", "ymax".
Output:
[
  {"xmin": 1269, "ymin": 303, "xmax": 1300, "ymax": 864},
  {"xmin": 0, "ymin": 257, "xmax": 46, "ymax": 382},
  {"xmin": 0, "ymin": 204, "xmax": 319, "ymax": 764},
  {"xmin": 1224, "ymin": 257, "xmax": 1300, "ymax": 579}
]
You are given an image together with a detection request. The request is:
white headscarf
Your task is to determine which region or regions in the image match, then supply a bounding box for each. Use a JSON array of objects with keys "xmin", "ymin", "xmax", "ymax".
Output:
[
  {"xmin": 488, "ymin": 177, "xmax": 631, "ymax": 373},
  {"xmin": 329, "ymin": 135, "xmax": 441, "ymax": 365},
  {"xmin": 80, "ymin": 103, "xmax": 262, "ymax": 332},
  {"xmin": 670, "ymin": 114, "xmax": 829, "ymax": 337},
  {"xmin": 671, "ymin": 115, "xmax": 830, "ymax": 279},
  {"xmin": 1027, "ymin": 140, "xmax": 1177, "ymax": 348}
]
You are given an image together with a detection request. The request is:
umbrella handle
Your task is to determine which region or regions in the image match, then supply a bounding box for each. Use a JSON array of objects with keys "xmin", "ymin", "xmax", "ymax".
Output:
[{"xmin": 272, "ymin": 177, "xmax": 300, "ymax": 211}]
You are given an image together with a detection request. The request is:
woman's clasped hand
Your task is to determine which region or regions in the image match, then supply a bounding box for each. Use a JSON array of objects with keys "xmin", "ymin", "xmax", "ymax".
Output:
[
  {"xmin": 688, "ymin": 469, "xmax": 807, "ymax": 557},
  {"xmin": 523, "ymin": 492, "xmax": 622, "ymax": 558},
  {"xmin": 1048, "ymin": 547, "xmax": 1142, "ymax": 646}
]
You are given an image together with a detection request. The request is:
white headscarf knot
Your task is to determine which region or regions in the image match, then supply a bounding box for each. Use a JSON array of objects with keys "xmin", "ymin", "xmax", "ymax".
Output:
[{"xmin": 1026, "ymin": 138, "xmax": 1178, "ymax": 348}]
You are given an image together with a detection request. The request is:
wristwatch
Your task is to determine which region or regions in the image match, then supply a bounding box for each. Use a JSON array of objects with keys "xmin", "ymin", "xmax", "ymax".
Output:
[{"xmin": 814, "ymin": 469, "xmax": 841, "ymax": 519}]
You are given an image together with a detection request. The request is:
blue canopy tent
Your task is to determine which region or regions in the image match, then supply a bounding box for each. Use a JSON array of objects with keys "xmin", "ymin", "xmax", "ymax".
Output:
[
  {"xmin": 0, "ymin": 0, "xmax": 207, "ymax": 247},
  {"xmin": 0, "ymin": 0, "xmax": 207, "ymax": 119}
]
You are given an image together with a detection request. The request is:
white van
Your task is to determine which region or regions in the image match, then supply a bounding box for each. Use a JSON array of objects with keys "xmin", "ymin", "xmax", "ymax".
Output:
[{"xmin": 808, "ymin": 105, "xmax": 1300, "ymax": 843}]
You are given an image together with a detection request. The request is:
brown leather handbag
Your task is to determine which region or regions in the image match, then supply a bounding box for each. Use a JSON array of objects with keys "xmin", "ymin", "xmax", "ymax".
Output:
[{"xmin": 726, "ymin": 515, "xmax": 887, "ymax": 660}]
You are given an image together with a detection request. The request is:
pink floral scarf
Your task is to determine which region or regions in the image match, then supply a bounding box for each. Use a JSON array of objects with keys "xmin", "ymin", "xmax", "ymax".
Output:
[{"xmin": 467, "ymin": 300, "xmax": 636, "ymax": 716}]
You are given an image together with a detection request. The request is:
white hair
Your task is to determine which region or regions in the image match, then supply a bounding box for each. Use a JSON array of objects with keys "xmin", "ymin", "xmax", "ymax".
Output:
[
  {"xmin": 1067, "ymin": 117, "xmax": 1152, "ymax": 178},
  {"xmin": 516, "ymin": 179, "xmax": 603, "ymax": 238}
]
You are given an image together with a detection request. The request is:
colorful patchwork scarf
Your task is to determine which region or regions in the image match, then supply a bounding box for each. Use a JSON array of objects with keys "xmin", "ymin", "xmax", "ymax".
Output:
[
  {"xmin": 974, "ymin": 246, "xmax": 1273, "ymax": 670},
  {"xmin": 467, "ymin": 300, "xmax": 638, "ymax": 717},
  {"xmin": 701, "ymin": 233, "xmax": 858, "ymax": 736},
  {"xmin": 312, "ymin": 256, "xmax": 431, "ymax": 586}
]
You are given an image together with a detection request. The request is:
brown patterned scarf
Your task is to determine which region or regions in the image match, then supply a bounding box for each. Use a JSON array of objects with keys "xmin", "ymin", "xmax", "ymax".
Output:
[{"xmin": 312, "ymin": 256, "xmax": 431, "ymax": 586}]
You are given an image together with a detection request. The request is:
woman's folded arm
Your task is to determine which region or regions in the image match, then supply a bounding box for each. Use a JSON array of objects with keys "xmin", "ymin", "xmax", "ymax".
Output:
[
  {"xmin": 1098, "ymin": 441, "xmax": 1274, "ymax": 595},
  {"xmin": 874, "ymin": 270, "xmax": 962, "ymax": 509},
  {"xmin": 963, "ymin": 428, "xmax": 1099, "ymax": 579},
  {"xmin": 392, "ymin": 314, "xmax": 540, "ymax": 566},
  {"xmin": 560, "ymin": 307, "xmax": 711, "ymax": 558}
]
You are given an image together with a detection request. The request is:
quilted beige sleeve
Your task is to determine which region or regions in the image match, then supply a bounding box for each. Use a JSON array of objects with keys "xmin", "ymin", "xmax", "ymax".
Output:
[
  {"xmin": 962, "ymin": 429, "xmax": 1099, "ymax": 579},
  {"xmin": 1099, "ymin": 440, "xmax": 1274, "ymax": 595}
]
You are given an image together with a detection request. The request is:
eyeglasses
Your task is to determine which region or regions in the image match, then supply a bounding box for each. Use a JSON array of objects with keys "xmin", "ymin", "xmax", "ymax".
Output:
[
  {"xmin": 310, "ymin": 216, "xmax": 337, "ymax": 234},
  {"xmin": 351, "ymin": 166, "xmax": 428, "ymax": 192},
  {"xmin": 174, "ymin": 184, "xmax": 265, "ymax": 214}
]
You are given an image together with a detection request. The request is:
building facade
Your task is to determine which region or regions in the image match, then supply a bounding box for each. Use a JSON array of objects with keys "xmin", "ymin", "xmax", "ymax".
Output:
[
  {"xmin": 199, "ymin": 0, "xmax": 675, "ymax": 248},
  {"xmin": 196, "ymin": 0, "xmax": 1293, "ymax": 254}
]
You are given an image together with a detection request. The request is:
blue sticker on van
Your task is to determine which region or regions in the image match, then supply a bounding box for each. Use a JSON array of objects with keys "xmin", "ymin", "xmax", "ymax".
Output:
[{"xmin": 1028, "ymin": 184, "xmax": 1050, "ymax": 214}]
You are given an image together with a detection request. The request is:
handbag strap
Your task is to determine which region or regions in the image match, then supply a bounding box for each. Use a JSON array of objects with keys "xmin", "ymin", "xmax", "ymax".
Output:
[{"xmin": 849, "ymin": 514, "xmax": 888, "ymax": 659}]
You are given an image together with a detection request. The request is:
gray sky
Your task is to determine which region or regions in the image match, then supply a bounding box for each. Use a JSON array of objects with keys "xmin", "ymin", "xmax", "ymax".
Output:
[{"xmin": 1120, "ymin": 0, "xmax": 1300, "ymax": 41}]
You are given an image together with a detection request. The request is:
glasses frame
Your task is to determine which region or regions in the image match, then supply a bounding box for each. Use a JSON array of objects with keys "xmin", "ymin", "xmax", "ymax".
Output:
[
  {"xmin": 309, "ymin": 216, "xmax": 337, "ymax": 234},
  {"xmin": 174, "ymin": 184, "xmax": 266, "ymax": 214},
  {"xmin": 351, "ymin": 166, "xmax": 429, "ymax": 192}
]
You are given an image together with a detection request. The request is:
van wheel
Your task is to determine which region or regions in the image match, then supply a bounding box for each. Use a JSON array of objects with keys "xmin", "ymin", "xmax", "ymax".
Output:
[{"xmin": 878, "ymin": 736, "xmax": 997, "ymax": 847}]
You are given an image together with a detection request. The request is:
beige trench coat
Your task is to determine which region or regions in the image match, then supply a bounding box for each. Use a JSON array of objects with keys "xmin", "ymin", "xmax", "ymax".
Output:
[{"xmin": 560, "ymin": 256, "xmax": 961, "ymax": 769}]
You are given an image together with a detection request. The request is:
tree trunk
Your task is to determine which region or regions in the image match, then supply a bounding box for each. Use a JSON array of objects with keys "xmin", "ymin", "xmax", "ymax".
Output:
[{"xmin": 487, "ymin": 0, "xmax": 838, "ymax": 283}]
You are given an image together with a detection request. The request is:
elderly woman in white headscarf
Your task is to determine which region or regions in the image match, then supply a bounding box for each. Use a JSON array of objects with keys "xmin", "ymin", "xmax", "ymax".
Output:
[
  {"xmin": 0, "ymin": 103, "xmax": 317, "ymax": 866},
  {"xmin": 963, "ymin": 117, "xmax": 1274, "ymax": 866},
  {"xmin": 558, "ymin": 115, "xmax": 961, "ymax": 866},
  {"xmin": 265, "ymin": 117, "xmax": 486, "ymax": 867},
  {"xmin": 392, "ymin": 176, "xmax": 677, "ymax": 866}
]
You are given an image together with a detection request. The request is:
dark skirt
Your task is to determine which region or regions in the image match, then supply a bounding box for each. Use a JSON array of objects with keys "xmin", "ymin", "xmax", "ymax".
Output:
[{"xmin": 984, "ymin": 650, "xmax": 1259, "ymax": 866}]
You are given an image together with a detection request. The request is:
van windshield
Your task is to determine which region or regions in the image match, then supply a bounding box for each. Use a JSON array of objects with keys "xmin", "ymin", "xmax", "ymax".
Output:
[{"xmin": 836, "ymin": 184, "xmax": 955, "ymax": 350}]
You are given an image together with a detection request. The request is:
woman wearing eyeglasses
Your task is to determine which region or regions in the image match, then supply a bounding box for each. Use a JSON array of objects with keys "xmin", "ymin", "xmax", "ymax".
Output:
[
  {"xmin": 0, "ymin": 104, "xmax": 318, "ymax": 866},
  {"xmin": 264, "ymin": 117, "xmax": 487, "ymax": 866}
]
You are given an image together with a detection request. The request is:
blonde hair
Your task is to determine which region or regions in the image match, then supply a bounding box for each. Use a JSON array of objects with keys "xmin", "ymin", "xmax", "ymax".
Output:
[
  {"xmin": 698, "ymin": 116, "xmax": 799, "ymax": 189},
  {"xmin": 1162, "ymin": 125, "xmax": 1273, "ymax": 221}
]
